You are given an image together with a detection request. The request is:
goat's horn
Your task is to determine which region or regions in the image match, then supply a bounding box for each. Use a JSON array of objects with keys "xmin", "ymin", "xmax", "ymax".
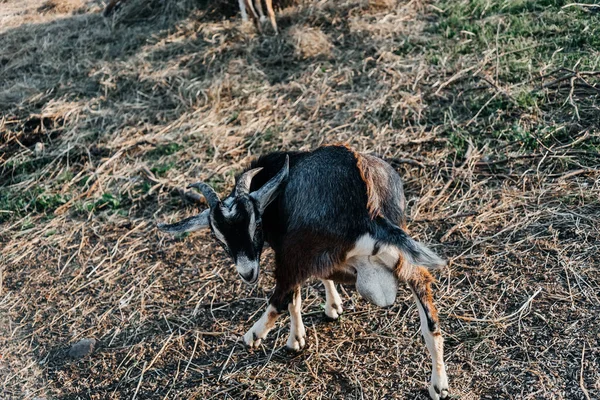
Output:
[
  {"xmin": 188, "ymin": 182, "xmax": 220, "ymax": 208},
  {"xmin": 235, "ymin": 167, "xmax": 263, "ymax": 196}
]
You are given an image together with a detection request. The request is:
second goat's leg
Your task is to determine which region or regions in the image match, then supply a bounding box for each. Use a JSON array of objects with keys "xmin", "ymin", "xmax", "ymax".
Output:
[
  {"xmin": 243, "ymin": 0, "xmax": 262, "ymax": 32},
  {"xmin": 238, "ymin": 0, "xmax": 248, "ymax": 21},
  {"xmin": 253, "ymin": 0, "xmax": 267, "ymax": 23},
  {"xmin": 264, "ymin": 0, "xmax": 278, "ymax": 34}
]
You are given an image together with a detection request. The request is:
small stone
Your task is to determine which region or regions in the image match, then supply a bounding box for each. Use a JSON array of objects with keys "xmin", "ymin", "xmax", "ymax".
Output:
[
  {"xmin": 68, "ymin": 338, "xmax": 96, "ymax": 359},
  {"xmin": 34, "ymin": 142, "xmax": 44, "ymax": 156}
]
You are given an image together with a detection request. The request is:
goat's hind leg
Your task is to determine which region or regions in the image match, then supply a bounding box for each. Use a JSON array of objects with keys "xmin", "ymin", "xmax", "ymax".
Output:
[
  {"xmin": 103, "ymin": 0, "xmax": 123, "ymax": 17},
  {"xmin": 321, "ymin": 279, "xmax": 343, "ymax": 319},
  {"xmin": 408, "ymin": 267, "xmax": 449, "ymax": 400}
]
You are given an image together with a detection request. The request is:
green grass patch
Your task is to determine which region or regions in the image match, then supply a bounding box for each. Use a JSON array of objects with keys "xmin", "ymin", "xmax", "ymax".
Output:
[
  {"xmin": 0, "ymin": 188, "xmax": 70, "ymax": 223},
  {"xmin": 432, "ymin": 0, "xmax": 600, "ymax": 81},
  {"xmin": 151, "ymin": 162, "xmax": 175, "ymax": 177},
  {"xmin": 146, "ymin": 143, "xmax": 184, "ymax": 158}
]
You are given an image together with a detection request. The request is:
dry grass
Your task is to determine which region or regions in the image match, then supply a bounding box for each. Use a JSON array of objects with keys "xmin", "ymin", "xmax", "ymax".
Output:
[
  {"xmin": 1, "ymin": 0, "xmax": 599, "ymax": 399},
  {"xmin": 287, "ymin": 25, "xmax": 333, "ymax": 59},
  {"xmin": 37, "ymin": 0, "xmax": 85, "ymax": 14}
]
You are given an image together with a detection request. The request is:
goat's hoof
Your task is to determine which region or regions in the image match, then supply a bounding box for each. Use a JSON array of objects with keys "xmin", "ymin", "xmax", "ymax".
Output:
[
  {"xmin": 428, "ymin": 383, "xmax": 449, "ymax": 400},
  {"xmin": 286, "ymin": 335, "xmax": 305, "ymax": 351},
  {"xmin": 324, "ymin": 303, "xmax": 343, "ymax": 320},
  {"xmin": 286, "ymin": 327, "xmax": 306, "ymax": 351},
  {"xmin": 243, "ymin": 330, "xmax": 262, "ymax": 349}
]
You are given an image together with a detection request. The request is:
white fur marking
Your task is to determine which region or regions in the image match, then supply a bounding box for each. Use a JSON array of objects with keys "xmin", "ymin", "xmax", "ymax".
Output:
[
  {"xmin": 248, "ymin": 207, "xmax": 256, "ymax": 238},
  {"xmin": 223, "ymin": 197, "xmax": 235, "ymax": 208},
  {"xmin": 411, "ymin": 289, "xmax": 448, "ymax": 399},
  {"xmin": 244, "ymin": 304, "xmax": 279, "ymax": 348},
  {"xmin": 345, "ymin": 234, "xmax": 377, "ymax": 259},
  {"xmin": 212, "ymin": 224, "xmax": 228, "ymax": 246},
  {"xmin": 221, "ymin": 203, "xmax": 237, "ymax": 218},
  {"xmin": 346, "ymin": 234, "xmax": 400, "ymax": 269},
  {"xmin": 238, "ymin": 0, "xmax": 248, "ymax": 21},
  {"xmin": 374, "ymin": 244, "xmax": 400, "ymax": 269},
  {"xmin": 321, "ymin": 279, "xmax": 343, "ymax": 319},
  {"xmin": 286, "ymin": 289, "xmax": 306, "ymax": 350},
  {"xmin": 236, "ymin": 254, "xmax": 258, "ymax": 278}
]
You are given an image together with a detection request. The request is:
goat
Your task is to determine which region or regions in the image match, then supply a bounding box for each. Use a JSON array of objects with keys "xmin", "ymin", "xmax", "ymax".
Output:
[
  {"xmin": 103, "ymin": 0, "xmax": 278, "ymax": 33},
  {"xmin": 158, "ymin": 145, "xmax": 449, "ymax": 400}
]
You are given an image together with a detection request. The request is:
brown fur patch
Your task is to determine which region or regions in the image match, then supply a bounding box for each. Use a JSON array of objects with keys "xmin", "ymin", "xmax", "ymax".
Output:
[
  {"xmin": 408, "ymin": 267, "xmax": 440, "ymax": 326},
  {"xmin": 325, "ymin": 144, "xmax": 406, "ymax": 224},
  {"xmin": 355, "ymin": 153, "xmax": 383, "ymax": 219},
  {"xmin": 330, "ymin": 144, "xmax": 384, "ymax": 219},
  {"xmin": 266, "ymin": 309, "xmax": 280, "ymax": 329},
  {"xmin": 393, "ymin": 253, "xmax": 406, "ymax": 277},
  {"xmin": 326, "ymin": 267, "xmax": 358, "ymax": 284}
]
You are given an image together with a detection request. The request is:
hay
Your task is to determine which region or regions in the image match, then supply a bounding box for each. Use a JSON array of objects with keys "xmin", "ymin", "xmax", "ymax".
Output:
[
  {"xmin": 287, "ymin": 25, "xmax": 333, "ymax": 59},
  {"xmin": 1, "ymin": 0, "xmax": 599, "ymax": 398},
  {"xmin": 369, "ymin": 0, "xmax": 397, "ymax": 10},
  {"xmin": 38, "ymin": 0, "xmax": 84, "ymax": 14}
]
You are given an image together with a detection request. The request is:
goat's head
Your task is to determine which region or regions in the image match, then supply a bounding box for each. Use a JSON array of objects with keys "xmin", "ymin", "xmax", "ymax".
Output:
[{"xmin": 158, "ymin": 156, "xmax": 289, "ymax": 285}]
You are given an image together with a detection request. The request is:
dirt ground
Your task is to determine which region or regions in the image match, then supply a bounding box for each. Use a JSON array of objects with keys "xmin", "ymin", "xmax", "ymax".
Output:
[{"xmin": 1, "ymin": 0, "xmax": 599, "ymax": 399}]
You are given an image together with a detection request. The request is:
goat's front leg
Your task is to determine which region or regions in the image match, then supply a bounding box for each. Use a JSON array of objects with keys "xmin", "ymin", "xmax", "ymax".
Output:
[
  {"xmin": 321, "ymin": 279, "xmax": 343, "ymax": 319},
  {"xmin": 408, "ymin": 267, "xmax": 449, "ymax": 400},
  {"xmin": 286, "ymin": 287, "xmax": 306, "ymax": 350},
  {"xmin": 243, "ymin": 285, "xmax": 290, "ymax": 348},
  {"xmin": 243, "ymin": 302, "xmax": 281, "ymax": 349},
  {"xmin": 243, "ymin": 285, "xmax": 306, "ymax": 350}
]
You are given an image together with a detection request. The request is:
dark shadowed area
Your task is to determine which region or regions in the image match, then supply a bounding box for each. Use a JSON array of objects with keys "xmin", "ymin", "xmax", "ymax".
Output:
[{"xmin": 1, "ymin": 0, "xmax": 599, "ymax": 399}]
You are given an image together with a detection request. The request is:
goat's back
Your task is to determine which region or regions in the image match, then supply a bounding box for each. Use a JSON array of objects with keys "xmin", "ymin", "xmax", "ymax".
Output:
[{"xmin": 248, "ymin": 146, "xmax": 406, "ymax": 244}]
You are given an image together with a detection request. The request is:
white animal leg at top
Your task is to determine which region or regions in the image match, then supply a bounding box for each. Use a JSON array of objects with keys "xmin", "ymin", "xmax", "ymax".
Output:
[
  {"xmin": 253, "ymin": 0, "xmax": 267, "ymax": 23},
  {"xmin": 321, "ymin": 279, "xmax": 343, "ymax": 319},
  {"xmin": 286, "ymin": 288, "xmax": 306, "ymax": 350},
  {"xmin": 238, "ymin": 0, "xmax": 248, "ymax": 21},
  {"xmin": 264, "ymin": 0, "xmax": 278, "ymax": 34}
]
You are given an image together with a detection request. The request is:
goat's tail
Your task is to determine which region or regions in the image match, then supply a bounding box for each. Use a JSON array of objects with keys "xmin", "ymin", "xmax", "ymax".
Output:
[{"xmin": 373, "ymin": 218, "xmax": 447, "ymax": 270}]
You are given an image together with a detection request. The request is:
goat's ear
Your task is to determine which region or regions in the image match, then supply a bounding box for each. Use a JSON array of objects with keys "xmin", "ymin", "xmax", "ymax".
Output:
[
  {"xmin": 158, "ymin": 209, "xmax": 210, "ymax": 234},
  {"xmin": 250, "ymin": 155, "xmax": 289, "ymax": 213}
]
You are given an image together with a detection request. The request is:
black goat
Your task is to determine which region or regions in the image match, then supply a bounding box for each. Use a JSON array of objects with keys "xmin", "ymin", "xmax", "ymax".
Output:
[{"xmin": 159, "ymin": 145, "xmax": 449, "ymax": 399}]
